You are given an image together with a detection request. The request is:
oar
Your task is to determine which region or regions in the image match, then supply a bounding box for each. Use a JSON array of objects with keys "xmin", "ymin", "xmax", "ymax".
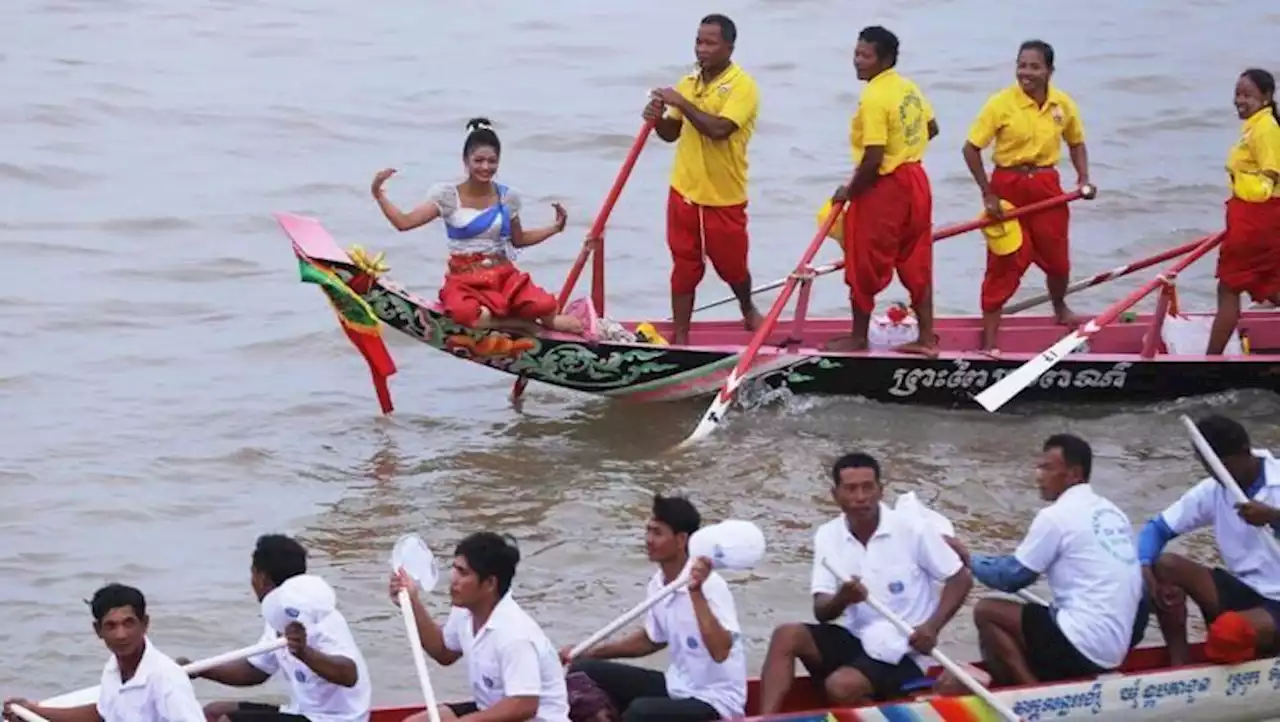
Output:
[
  {"xmin": 39, "ymin": 637, "xmax": 288, "ymax": 709},
  {"xmin": 1005, "ymin": 235, "xmax": 1208, "ymax": 315},
  {"xmin": 692, "ymin": 186, "xmax": 1095, "ymax": 315},
  {"xmin": 1180, "ymin": 415, "xmax": 1280, "ymax": 559},
  {"xmin": 973, "ymin": 231, "xmax": 1224, "ymax": 413},
  {"xmin": 568, "ymin": 520, "xmax": 766, "ymax": 660},
  {"xmin": 675, "ymin": 177, "xmax": 858, "ymax": 448},
  {"xmin": 511, "ymin": 119, "xmax": 656, "ymax": 401},
  {"xmin": 391, "ymin": 534, "xmax": 445, "ymax": 722},
  {"xmin": 8, "ymin": 705, "xmax": 49, "ymax": 722},
  {"xmin": 819, "ymin": 559, "xmax": 1022, "ymax": 722}
]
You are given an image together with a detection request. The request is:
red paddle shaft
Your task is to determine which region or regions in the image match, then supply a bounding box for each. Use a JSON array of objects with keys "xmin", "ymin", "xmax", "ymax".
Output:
[{"xmin": 511, "ymin": 120, "xmax": 655, "ymax": 401}]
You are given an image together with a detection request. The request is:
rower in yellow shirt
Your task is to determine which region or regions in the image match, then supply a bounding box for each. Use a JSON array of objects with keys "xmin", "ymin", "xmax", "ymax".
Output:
[
  {"xmin": 1207, "ymin": 68, "xmax": 1280, "ymax": 355},
  {"xmin": 962, "ymin": 40, "xmax": 1091, "ymax": 353},
  {"xmin": 643, "ymin": 14, "xmax": 762, "ymax": 346}
]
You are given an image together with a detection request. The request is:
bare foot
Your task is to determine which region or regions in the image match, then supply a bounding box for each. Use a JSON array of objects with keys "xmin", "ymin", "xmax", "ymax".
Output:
[
  {"xmin": 672, "ymin": 331, "xmax": 690, "ymax": 346},
  {"xmin": 548, "ymin": 314, "xmax": 585, "ymax": 334},
  {"xmin": 979, "ymin": 348, "xmax": 1002, "ymax": 360},
  {"xmin": 1054, "ymin": 307, "xmax": 1083, "ymax": 327},
  {"xmin": 893, "ymin": 340, "xmax": 940, "ymax": 358},
  {"xmin": 742, "ymin": 306, "xmax": 763, "ymax": 332},
  {"xmin": 824, "ymin": 334, "xmax": 869, "ymax": 352}
]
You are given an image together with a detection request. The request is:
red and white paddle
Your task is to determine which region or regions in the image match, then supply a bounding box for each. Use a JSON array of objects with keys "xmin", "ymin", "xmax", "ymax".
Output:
[{"xmin": 974, "ymin": 231, "xmax": 1225, "ymax": 412}]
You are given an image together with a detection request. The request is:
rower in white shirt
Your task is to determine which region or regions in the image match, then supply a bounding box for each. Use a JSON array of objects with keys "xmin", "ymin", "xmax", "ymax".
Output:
[
  {"xmin": 2, "ymin": 583, "xmax": 205, "ymax": 722},
  {"xmin": 191, "ymin": 534, "xmax": 371, "ymax": 722},
  {"xmin": 756, "ymin": 453, "xmax": 973, "ymax": 713},
  {"xmin": 566, "ymin": 494, "xmax": 748, "ymax": 722},
  {"xmin": 942, "ymin": 434, "xmax": 1148, "ymax": 690},
  {"xmin": 389, "ymin": 531, "xmax": 569, "ymax": 722},
  {"xmin": 1138, "ymin": 414, "xmax": 1280, "ymax": 665}
]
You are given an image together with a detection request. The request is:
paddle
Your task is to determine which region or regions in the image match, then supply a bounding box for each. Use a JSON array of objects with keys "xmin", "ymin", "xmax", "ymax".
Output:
[
  {"xmin": 973, "ymin": 231, "xmax": 1224, "ymax": 413},
  {"xmin": 567, "ymin": 520, "xmax": 766, "ymax": 660},
  {"xmin": 511, "ymin": 119, "xmax": 656, "ymax": 401},
  {"xmin": 819, "ymin": 558, "xmax": 1022, "ymax": 722},
  {"xmin": 675, "ymin": 178, "xmax": 859, "ymax": 448},
  {"xmin": 1180, "ymin": 415, "xmax": 1280, "ymax": 559},
  {"xmin": 1005, "ymin": 235, "xmax": 1209, "ymax": 315},
  {"xmin": 38, "ymin": 637, "xmax": 288, "ymax": 709},
  {"xmin": 391, "ymin": 534, "xmax": 445, "ymax": 722},
  {"xmin": 692, "ymin": 186, "xmax": 1094, "ymax": 315}
]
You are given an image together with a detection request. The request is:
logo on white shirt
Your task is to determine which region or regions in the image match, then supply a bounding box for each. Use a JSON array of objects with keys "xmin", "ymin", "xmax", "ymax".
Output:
[{"xmin": 1092, "ymin": 508, "xmax": 1137, "ymax": 563}]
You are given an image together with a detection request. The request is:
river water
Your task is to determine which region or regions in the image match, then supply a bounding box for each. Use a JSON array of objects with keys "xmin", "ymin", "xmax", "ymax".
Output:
[{"xmin": 3, "ymin": 0, "xmax": 1279, "ymax": 710}]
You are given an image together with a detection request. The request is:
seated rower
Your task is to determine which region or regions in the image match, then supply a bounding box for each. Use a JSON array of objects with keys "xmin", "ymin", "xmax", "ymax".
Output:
[
  {"xmin": 371, "ymin": 117, "xmax": 584, "ymax": 336},
  {"xmin": 1139, "ymin": 414, "xmax": 1280, "ymax": 665},
  {"xmin": 1207, "ymin": 69, "xmax": 1280, "ymax": 354},
  {"xmin": 939, "ymin": 434, "xmax": 1147, "ymax": 691},
  {"xmin": 567, "ymin": 494, "xmax": 747, "ymax": 722},
  {"xmin": 192, "ymin": 534, "xmax": 371, "ymax": 722},
  {"xmin": 756, "ymin": 453, "xmax": 972, "ymax": 712},
  {"xmin": 2, "ymin": 583, "xmax": 206, "ymax": 722},
  {"xmin": 389, "ymin": 532, "xmax": 569, "ymax": 722}
]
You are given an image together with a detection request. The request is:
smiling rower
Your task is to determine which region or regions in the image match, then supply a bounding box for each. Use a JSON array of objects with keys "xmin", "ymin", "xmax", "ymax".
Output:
[
  {"xmin": 566, "ymin": 494, "xmax": 747, "ymax": 722},
  {"xmin": 2, "ymin": 584, "xmax": 205, "ymax": 722},
  {"xmin": 962, "ymin": 40, "xmax": 1091, "ymax": 354}
]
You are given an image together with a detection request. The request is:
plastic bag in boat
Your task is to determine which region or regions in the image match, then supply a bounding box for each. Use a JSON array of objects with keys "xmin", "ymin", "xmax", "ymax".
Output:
[
  {"xmin": 1159, "ymin": 314, "xmax": 1242, "ymax": 355},
  {"xmin": 689, "ymin": 520, "xmax": 766, "ymax": 571},
  {"xmin": 868, "ymin": 303, "xmax": 920, "ymax": 350},
  {"xmin": 566, "ymin": 671, "xmax": 619, "ymax": 722},
  {"xmin": 563, "ymin": 298, "xmax": 637, "ymax": 344}
]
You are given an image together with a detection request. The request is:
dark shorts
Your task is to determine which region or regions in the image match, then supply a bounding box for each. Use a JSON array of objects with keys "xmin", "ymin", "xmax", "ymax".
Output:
[
  {"xmin": 1212, "ymin": 567, "xmax": 1280, "ymax": 629},
  {"xmin": 569, "ymin": 659, "xmax": 721, "ymax": 722},
  {"xmin": 1023, "ymin": 599, "xmax": 1151, "ymax": 683},
  {"xmin": 446, "ymin": 702, "xmax": 479, "ymax": 717},
  {"xmin": 802, "ymin": 623, "xmax": 924, "ymax": 701},
  {"xmin": 225, "ymin": 702, "xmax": 310, "ymax": 722}
]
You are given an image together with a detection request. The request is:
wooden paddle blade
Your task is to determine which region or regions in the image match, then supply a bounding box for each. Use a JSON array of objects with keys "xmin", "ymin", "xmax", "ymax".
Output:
[{"xmin": 973, "ymin": 325, "xmax": 1095, "ymax": 412}]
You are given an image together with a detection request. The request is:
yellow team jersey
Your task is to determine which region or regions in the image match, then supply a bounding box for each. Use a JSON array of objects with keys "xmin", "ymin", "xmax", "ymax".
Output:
[
  {"xmin": 667, "ymin": 64, "xmax": 760, "ymax": 207},
  {"xmin": 849, "ymin": 69, "xmax": 935, "ymax": 175},
  {"xmin": 966, "ymin": 84, "xmax": 1085, "ymax": 168},
  {"xmin": 1226, "ymin": 107, "xmax": 1280, "ymax": 201}
]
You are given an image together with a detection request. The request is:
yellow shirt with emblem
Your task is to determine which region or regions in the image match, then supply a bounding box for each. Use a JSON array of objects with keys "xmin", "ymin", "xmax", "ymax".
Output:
[
  {"xmin": 849, "ymin": 69, "xmax": 935, "ymax": 175},
  {"xmin": 967, "ymin": 85, "xmax": 1085, "ymax": 168},
  {"xmin": 667, "ymin": 64, "xmax": 759, "ymax": 207},
  {"xmin": 1226, "ymin": 107, "xmax": 1280, "ymax": 201}
]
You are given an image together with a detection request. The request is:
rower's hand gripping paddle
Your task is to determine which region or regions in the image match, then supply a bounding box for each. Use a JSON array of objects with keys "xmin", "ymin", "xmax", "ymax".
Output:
[
  {"xmin": 567, "ymin": 520, "xmax": 766, "ymax": 661},
  {"xmin": 391, "ymin": 534, "xmax": 443, "ymax": 722}
]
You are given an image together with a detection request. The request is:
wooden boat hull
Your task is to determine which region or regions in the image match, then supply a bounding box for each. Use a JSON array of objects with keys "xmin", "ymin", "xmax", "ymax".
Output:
[
  {"xmin": 368, "ymin": 645, "xmax": 1280, "ymax": 722},
  {"xmin": 280, "ymin": 214, "xmax": 1280, "ymax": 410}
]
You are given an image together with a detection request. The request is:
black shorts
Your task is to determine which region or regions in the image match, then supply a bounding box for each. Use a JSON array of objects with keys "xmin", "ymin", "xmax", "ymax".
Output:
[
  {"xmin": 446, "ymin": 702, "xmax": 479, "ymax": 717},
  {"xmin": 802, "ymin": 623, "xmax": 924, "ymax": 701},
  {"xmin": 225, "ymin": 702, "xmax": 310, "ymax": 722},
  {"xmin": 1023, "ymin": 600, "xmax": 1151, "ymax": 683},
  {"xmin": 1212, "ymin": 567, "xmax": 1280, "ymax": 629}
]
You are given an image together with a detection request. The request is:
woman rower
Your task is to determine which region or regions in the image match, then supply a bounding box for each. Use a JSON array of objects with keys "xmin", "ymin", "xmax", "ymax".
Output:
[
  {"xmin": 1207, "ymin": 68, "xmax": 1280, "ymax": 354},
  {"xmin": 962, "ymin": 40, "xmax": 1090, "ymax": 354},
  {"xmin": 371, "ymin": 117, "xmax": 584, "ymax": 335}
]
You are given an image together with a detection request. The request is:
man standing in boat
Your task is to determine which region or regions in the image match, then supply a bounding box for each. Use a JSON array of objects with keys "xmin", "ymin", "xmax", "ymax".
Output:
[
  {"xmin": 827, "ymin": 26, "xmax": 940, "ymax": 357},
  {"xmin": 643, "ymin": 13, "xmax": 763, "ymax": 346},
  {"xmin": 2, "ymin": 584, "xmax": 206, "ymax": 722},
  {"xmin": 962, "ymin": 40, "xmax": 1090, "ymax": 353},
  {"xmin": 755, "ymin": 453, "xmax": 972, "ymax": 711},
  {"xmin": 940, "ymin": 434, "xmax": 1147, "ymax": 688},
  {"xmin": 185, "ymin": 534, "xmax": 371, "ymax": 722},
  {"xmin": 565, "ymin": 494, "xmax": 747, "ymax": 721},
  {"xmin": 1138, "ymin": 414, "xmax": 1280, "ymax": 665},
  {"xmin": 389, "ymin": 532, "xmax": 569, "ymax": 722}
]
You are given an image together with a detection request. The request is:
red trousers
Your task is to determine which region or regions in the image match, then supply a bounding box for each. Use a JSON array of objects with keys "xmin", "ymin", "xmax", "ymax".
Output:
[
  {"xmin": 980, "ymin": 167, "xmax": 1070, "ymax": 313},
  {"xmin": 842, "ymin": 162, "xmax": 933, "ymax": 315},
  {"xmin": 439, "ymin": 254, "xmax": 557, "ymax": 327},
  {"xmin": 667, "ymin": 187, "xmax": 750, "ymax": 296},
  {"xmin": 1218, "ymin": 196, "xmax": 1280, "ymax": 301}
]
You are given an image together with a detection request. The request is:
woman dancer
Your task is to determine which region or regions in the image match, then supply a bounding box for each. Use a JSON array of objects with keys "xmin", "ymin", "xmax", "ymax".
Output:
[
  {"xmin": 372, "ymin": 117, "xmax": 584, "ymax": 334},
  {"xmin": 1207, "ymin": 68, "xmax": 1280, "ymax": 354}
]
